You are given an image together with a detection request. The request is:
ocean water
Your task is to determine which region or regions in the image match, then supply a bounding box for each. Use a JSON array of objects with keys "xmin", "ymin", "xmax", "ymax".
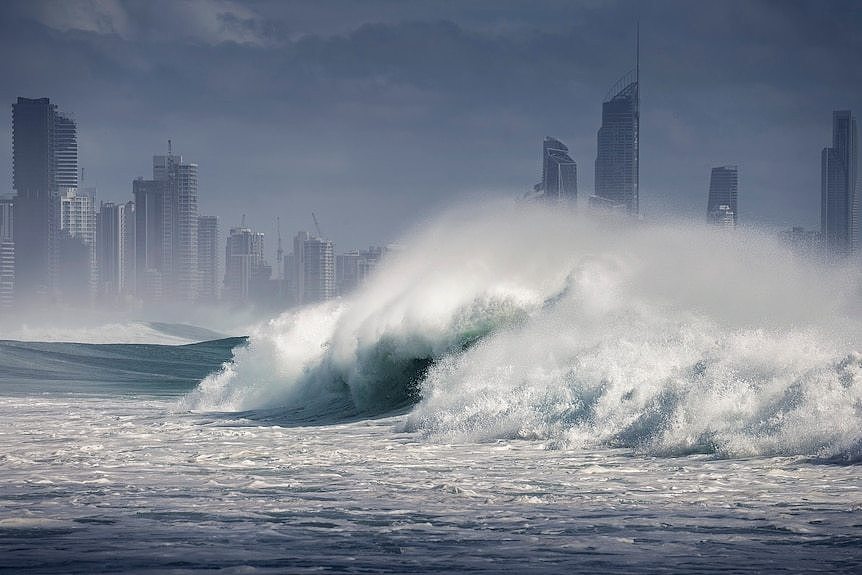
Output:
[{"xmin": 2, "ymin": 204, "xmax": 861, "ymax": 573}]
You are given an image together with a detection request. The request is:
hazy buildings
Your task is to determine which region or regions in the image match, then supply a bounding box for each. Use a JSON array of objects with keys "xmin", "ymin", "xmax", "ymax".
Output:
[
  {"xmin": 224, "ymin": 225, "xmax": 269, "ymax": 303},
  {"xmin": 11, "ymin": 97, "xmax": 78, "ymax": 302},
  {"xmin": 821, "ymin": 110, "xmax": 858, "ymax": 258},
  {"xmin": 594, "ymin": 70, "xmax": 639, "ymax": 215},
  {"xmin": 536, "ymin": 137, "xmax": 577, "ymax": 203},
  {"xmin": 133, "ymin": 146, "xmax": 199, "ymax": 302},
  {"xmin": 96, "ymin": 201, "xmax": 132, "ymax": 297},
  {"xmin": 707, "ymin": 166, "xmax": 739, "ymax": 227},
  {"xmin": 780, "ymin": 226, "xmax": 822, "ymax": 256},
  {"xmin": 335, "ymin": 246, "xmax": 386, "ymax": 296},
  {"xmin": 0, "ymin": 197, "xmax": 14, "ymax": 308},
  {"xmin": 197, "ymin": 215, "xmax": 219, "ymax": 302},
  {"xmin": 302, "ymin": 236, "xmax": 335, "ymax": 304},
  {"xmin": 57, "ymin": 187, "xmax": 96, "ymax": 302}
]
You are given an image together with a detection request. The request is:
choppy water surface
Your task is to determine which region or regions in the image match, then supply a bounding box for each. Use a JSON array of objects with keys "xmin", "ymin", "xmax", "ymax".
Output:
[
  {"xmin": 1, "ymin": 394, "xmax": 860, "ymax": 574},
  {"xmin": 2, "ymin": 206, "xmax": 862, "ymax": 572}
]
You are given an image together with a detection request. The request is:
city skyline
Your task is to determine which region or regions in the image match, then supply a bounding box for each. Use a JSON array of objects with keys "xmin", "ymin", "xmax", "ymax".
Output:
[{"xmin": 0, "ymin": 1, "xmax": 860, "ymax": 250}]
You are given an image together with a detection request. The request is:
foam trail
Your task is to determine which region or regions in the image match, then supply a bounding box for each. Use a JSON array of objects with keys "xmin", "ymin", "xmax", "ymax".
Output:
[{"xmin": 182, "ymin": 201, "xmax": 862, "ymax": 460}]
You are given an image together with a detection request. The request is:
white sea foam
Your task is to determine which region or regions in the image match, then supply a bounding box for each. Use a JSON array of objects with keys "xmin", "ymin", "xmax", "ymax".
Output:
[{"xmin": 183, "ymin": 201, "xmax": 862, "ymax": 459}]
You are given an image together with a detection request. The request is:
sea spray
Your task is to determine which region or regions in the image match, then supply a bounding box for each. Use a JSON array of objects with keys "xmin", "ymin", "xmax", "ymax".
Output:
[{"xmin": 181, "ymin": 201, "xmax": 862, "ymax": 459}]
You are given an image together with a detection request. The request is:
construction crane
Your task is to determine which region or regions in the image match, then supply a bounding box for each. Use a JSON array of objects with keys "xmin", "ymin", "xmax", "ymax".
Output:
[{"xmin": 311, "ymin": 212, "xmax": 324, "ymax": 238}]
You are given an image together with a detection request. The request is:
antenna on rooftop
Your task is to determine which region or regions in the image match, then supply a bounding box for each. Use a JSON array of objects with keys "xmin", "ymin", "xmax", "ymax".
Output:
[
  {"xmin": 168, "ymin": 139, "xmax": 172, "ymax": 155},
  {"xmin": 241, "ymin": 213, "xmax": 246, "ymax": 228}
]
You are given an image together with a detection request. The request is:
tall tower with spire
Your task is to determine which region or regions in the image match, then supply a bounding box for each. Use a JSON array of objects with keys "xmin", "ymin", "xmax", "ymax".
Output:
[{"xmin": 593, "ymin": 25, "xmax": 640, "ymax": 215}]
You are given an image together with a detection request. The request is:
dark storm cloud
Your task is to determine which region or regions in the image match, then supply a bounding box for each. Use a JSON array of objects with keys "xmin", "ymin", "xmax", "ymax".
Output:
[{"xmin": 0, "ymin": 0, "xmax": 860, "ymax": 248}]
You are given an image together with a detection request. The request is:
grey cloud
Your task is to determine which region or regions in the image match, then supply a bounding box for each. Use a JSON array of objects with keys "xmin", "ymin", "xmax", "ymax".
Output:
[{"xmin": 0, "ymin": 0, "xmax": 860, "ymax": 248}]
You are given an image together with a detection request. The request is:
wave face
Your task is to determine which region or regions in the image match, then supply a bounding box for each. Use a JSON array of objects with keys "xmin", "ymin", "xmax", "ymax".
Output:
[
  {"xmin": 2, "ymin": 321, "xmax": 227, "ymax": 345},
  {"xmin": 0, "ymin": 337, "xmax": 245, "ymax": 395},
  {"xmin": 182, "ymin": 202, "xmax": 862, "ymax": 460}
]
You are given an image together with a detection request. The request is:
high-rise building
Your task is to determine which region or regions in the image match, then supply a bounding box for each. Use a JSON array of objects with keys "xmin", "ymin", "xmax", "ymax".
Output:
[
  {"xmin": 133, "ymin": 178, "xmax": 167, "ymax": 301},
  {"xmin": 707, "ymin": 166, "xmax": 739, "ymax": 226},
  {"xmin": 821, "ymin": 110, "xmax": 858, "ymax": 258},
  {"xmin": 197, "ymin": 215, "xmax": 219, "ymax": 302},
  {"xmin": 57, "ymin": 187, "xmax": 96, "ymax": 302},
  {"xmin": 96, "ymin": 201, "xmax": 130, "ymax": 296},
  {"xmin": 291, "ymin": 231, "xmax": 335, "ymax": 305},
  {"xmin": 594, "ymin": 31, "xmax": 639, "ymax": 215},
  {"xmin": 11, "ymin": 97, "xmax": 78, "ymax": 302},
  {"xmin": 302, "ymin": 237, "xmax": 335, "ymax": 304},
  {"xmin": 0, "ymin": 197, "xmax": 14, "ymax": 309},
  {"xmin": 122, "ymin": 201, "xmax": 136, "ymax": 296},
  {"xmin": 224, "ymin": 225, "xmax": 268, "ymax": 303},
  {"xmin": 292, "ymin": 231, "xmax": 311, "ymax": 304},
  {"xmin": 133, "ymin": 145, "xmax": 199, "ymax": 302},
  {"xmin": 335, "ymin": 246, "xmax": 386, "ymax": 296},
  {"xmin": 536, "ymin": 137, "xmax": 577, "ymax": 203}
]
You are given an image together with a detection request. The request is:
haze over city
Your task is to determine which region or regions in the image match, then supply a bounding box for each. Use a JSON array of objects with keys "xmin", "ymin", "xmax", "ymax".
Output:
[
  {"xmin": 1, "ymin": 2, "xmax": 861, "ymax": 574},
  {"xmin": 0, "ymin": 0, "xmax": 859, "ymax": 252}
]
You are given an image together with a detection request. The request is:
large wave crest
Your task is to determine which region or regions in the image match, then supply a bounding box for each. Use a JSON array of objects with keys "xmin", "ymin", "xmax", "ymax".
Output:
[{"xmin": 180, "ymin": 202, "xmax": 862, "ymax": 460}]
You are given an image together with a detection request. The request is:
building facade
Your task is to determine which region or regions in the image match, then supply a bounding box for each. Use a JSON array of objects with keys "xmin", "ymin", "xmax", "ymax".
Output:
[
  {"xmin": 302, "ymin": 237, "xmax": 335, "ymax": 304},
  {"xmin": 594, "ymin": 71, "xmax": 639, "ymax": 215},
  {"xmin": 537, "ymin": 137, "xmax": 577, "ymax": 203},
  {"xmin": 133, "ymin": 147, "xmax": 199, "ymax": 302},
  {"xmin": 224, "ymin": 225, "xmax": 269, "ymax": 303},
  {"xmin": 821, "ymin": 110, "xmax": 858, "ymax": 258},
  {"xmin": 11, "ymin": 97, "xmax": 78, "ymax": 303},
  {"xmin": 57, "ymin": 187, "xmax": 96, "ymax": 302},
  {"xmin": 0, "ymin": 197, "xmax": 14, "ymax": 309},
  {"xmin": 197, "ymin": 215, "xmax": 219, "ymax": 302},
  {"xmin": 96, "ymin": 201, "xmax": 129, "ymax": 297},
  {"xmin": 707, "ymin": 166, "xmax": 739, "ymax": 227}
]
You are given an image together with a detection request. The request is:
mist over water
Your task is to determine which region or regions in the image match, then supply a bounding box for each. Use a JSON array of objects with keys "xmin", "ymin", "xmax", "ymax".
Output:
[{"xmin": 181, "ymin": 201, "xmax": 862, "ymax": 461}]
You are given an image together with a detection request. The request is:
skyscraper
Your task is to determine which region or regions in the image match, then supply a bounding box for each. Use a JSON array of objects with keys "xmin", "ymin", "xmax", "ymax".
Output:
[
  {"xmin": 96, "ymin": 201, "xmax": 128, "ymax": 296},
  {"xmin": 133, "ymin": 145, "xmax": 199, "ymax": 302},
  {"xmin": 197, "ymin": 215, "xmax": 219, "ymax": 302},
  {"xmin": 224, "ymin": 225, "xmax": 268, "ymax": 303},
  {"xmin": 57, "ymin": 187, "xmax": 96, "ymax": 302},
  {"xmin": 594, "ymin": 31, "xmax": 639, "ymax": 215},
  {"xmin": 707, "ymin": 166, "xmax": 739, "ymax": 227},
  {"xmin": 133, "ymin": 178, "xmax": 168, "ymax": 301},
  {"xmin": 11, "ymin": 97, "xmax": 78, "ymax": 302},
  {"xmin": 821, "ymin": 110, "xmax": 858, "ymax": 258},
  {"xmin": 0, "ymin": 197, "xmax": 14, "ymax": 309},
  {"xmin": 122, "ymin": 201, "xmax": 136, "ymax": 297},
  {"xmin": 537, "ymin": 137, "xmax": 577, "ymax": 203},
  {"xmin": 292, "ymin": 231, "xmax": 311, "ymax": 304},
  {"xmin": 302, "ymin": 236, "xmax": 335, "ymax": 304}
]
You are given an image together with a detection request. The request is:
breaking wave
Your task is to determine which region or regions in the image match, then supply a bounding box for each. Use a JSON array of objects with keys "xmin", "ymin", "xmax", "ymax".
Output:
[{"xmin": 181, "ymin": 201, "xmax": 862, "ymax": 460}]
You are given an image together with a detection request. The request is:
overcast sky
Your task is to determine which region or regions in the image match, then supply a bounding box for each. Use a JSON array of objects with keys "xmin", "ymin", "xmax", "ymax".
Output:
[{"xmin": 0, "ymin": 0, "xmax": 860, "ymax": 250}]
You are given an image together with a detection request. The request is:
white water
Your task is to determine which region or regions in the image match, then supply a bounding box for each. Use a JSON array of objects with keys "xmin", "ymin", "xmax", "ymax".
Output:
[{"xmin": 183, "ymin": 202, "xmax": 862, "ymax": 460}]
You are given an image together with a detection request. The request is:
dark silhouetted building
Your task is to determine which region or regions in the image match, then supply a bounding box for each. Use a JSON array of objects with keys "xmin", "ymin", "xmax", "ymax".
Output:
[
  {"xmin": 821, "ymin": 110, "xmax": 858, "ymax": 258},
  {"xmin": 594, "ymin": 70, "xmax": 639, "ymax": 215},
  {"xmin": 707, "ymin": 166, "xmax": 739, "ymax": 227},
  {"xmin": 535, "ymin": 137, "xmax": 577, "ymax": 203},
  {"xmin": 97, "ymin": 201, "xmax": 134, "ymax": 298},
  {"xmin": 11, "ymin": 97, "xmax": 78, "ymax": 303}
]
